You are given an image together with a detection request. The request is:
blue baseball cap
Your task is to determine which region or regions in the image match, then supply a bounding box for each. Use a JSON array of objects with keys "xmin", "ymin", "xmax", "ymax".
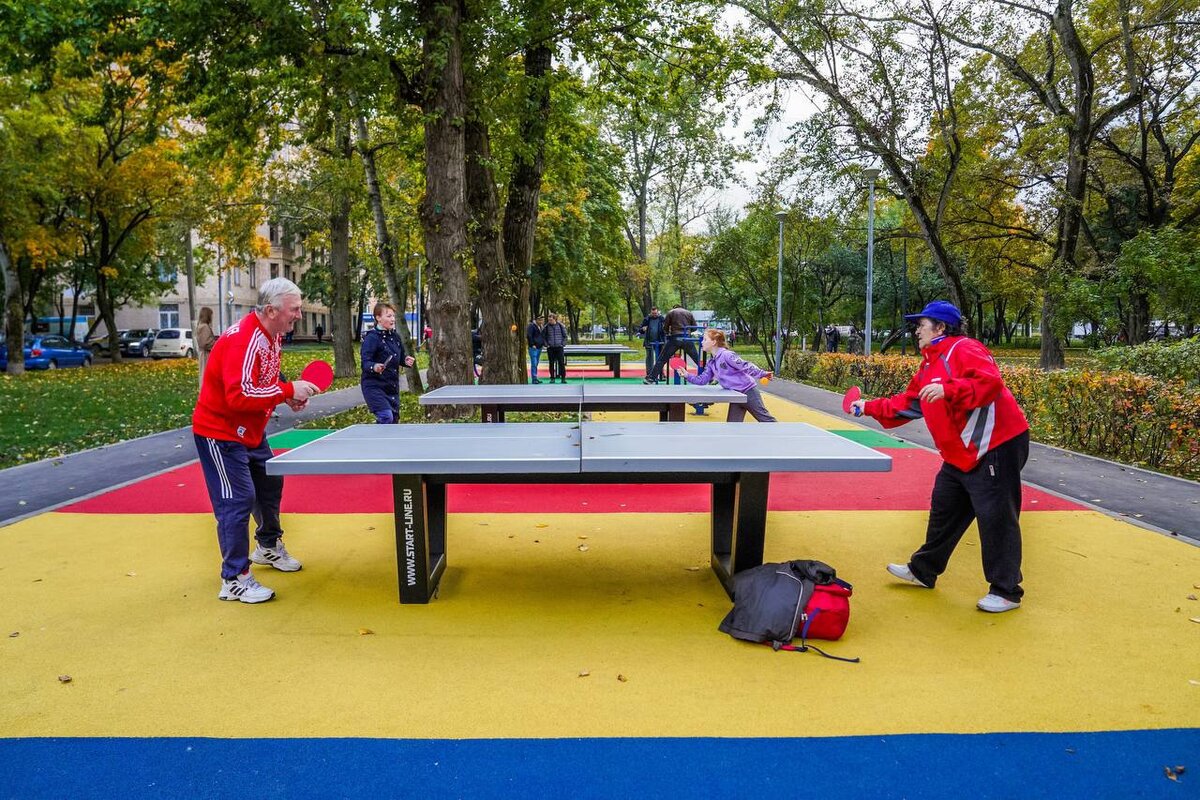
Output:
[{"xmin": 904, "ymin": 300, "xmax": 961, "ymax": 327}]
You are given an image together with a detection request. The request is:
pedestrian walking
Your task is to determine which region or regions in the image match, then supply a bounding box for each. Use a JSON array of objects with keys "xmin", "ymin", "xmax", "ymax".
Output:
[
  {"xmin": 846, "ymin": 300, "xmax": 1030, "ymax": 613},
  {"xmin": 526, "ymin": 315, "xmax": 545, "ymax": 384},
  {"xmin": 638, "ymin": 306, "xmax": 667, "ymax": 382},
  {"xmin": 543, "ymin": 313, "xmax": 569, "ymax": 383},
  {"xmin": 194, "ymin": 306, "xmax": 216, "ymax": 389},
  {"xmin": 645, "ymin": 305, "xmax": 701, "ymax": 384}
]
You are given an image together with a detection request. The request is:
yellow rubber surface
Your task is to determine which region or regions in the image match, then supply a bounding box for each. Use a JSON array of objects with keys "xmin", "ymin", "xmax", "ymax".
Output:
[{"xmin": 3, "ymin": 508, "xmax": 1197, "ymax": 739}]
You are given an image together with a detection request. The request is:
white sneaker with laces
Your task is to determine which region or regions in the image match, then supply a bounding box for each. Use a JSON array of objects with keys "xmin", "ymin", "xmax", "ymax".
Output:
[
  {"xmin": 886, "ymin": 562, "xmax": 932, "ymax": 588},
  {"xmin": 218, "ymin": 571, "xmax": 275, "ymax": 603},
  {"xmin": 250, "ymin": 541, "xmax": 302, "ymax": 572},
  {"xmin": 977, "ymin": 593, "xmax": 1021, "ymax": 613}
]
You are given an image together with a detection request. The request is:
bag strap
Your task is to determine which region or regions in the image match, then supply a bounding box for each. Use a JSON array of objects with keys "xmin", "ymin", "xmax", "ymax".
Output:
[{"xmin": 770, "ymin": 640, "xmax": 861, "ymax": 663}]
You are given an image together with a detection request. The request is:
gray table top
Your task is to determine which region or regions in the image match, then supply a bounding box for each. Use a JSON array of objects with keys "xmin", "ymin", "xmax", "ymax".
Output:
[
  {"xmin": 563, "ymin": 344, "xmax": 637, "ymax": 354},
  {"xmin": 266, "ymin": 422, "xmax": 890, "ymax": 476},
  {"xmin": 420, "ymin": 383, "xmax": 745, "ymax": 406}
]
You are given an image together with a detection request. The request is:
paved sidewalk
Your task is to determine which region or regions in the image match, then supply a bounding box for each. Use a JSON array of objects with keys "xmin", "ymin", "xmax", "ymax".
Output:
[{"xmin": 764, "ymin": 379, "xmax": 1200, "ymax": 544}]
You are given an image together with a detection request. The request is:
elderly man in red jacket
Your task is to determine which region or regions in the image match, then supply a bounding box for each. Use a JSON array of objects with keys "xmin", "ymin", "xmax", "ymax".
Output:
[
  {"xmin": 192, "ymin": 278, "xmax": 321, "ymax": 604},
  {"xmin": 847, "ymin": 300, "xmax": 1030, "ymax": 613}
]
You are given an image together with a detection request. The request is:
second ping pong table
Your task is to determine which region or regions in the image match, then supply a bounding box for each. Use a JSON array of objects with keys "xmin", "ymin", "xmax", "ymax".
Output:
[
  {"xmin": 562, "ymin": 344, "xmax": 638, "ymax": 377},
  {"xmin": 267, "ymin": 422, "xmax": 892, "ymax": 604},
  {"xmin": 420, "ymin": 383, "xmax": 747, "ymax": 422}
]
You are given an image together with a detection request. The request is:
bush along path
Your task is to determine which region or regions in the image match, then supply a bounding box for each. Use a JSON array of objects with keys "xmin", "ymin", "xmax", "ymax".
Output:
[{"xmin": 783, "ymin": 350, "xmax": 1200, "ymax": 482}]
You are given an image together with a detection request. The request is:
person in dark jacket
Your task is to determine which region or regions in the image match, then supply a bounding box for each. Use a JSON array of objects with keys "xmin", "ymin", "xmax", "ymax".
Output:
[
  {"xmin": 526, "ymin": 315, "xmax": 545, "ymax": 384},
  {"xmin": 542, "ymin": 313, "xmax": 569, "ymax": 383},
  {"xmin": 847, "ymin": 300, "xmax": 1030, "ymax": 613},
  {"xmin": 360, "ymin": 302, "xmax": 415, "ymax": 424},
  {"xmin": 645, "ymin": 305, "xmax": 700, "ymax": 384},
  {"xmin": 824, "ymin": 325, "xmax": 840, "ymax": 353},
  {"xmin": 638, "ymin": 306, "xmax": 667, "ymax": 382}
]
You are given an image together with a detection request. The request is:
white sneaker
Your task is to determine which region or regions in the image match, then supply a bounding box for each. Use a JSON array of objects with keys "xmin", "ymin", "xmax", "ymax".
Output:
[
  {"xmin": 886, "ymin": 563, "xmax": 932, "ymax": 588},
  {"xmin": 977, "ymin": 593, "xmax": 1021, "ymax": 613},
  {"xmin": 218, "ymin": 571, "xmax": 275, "ymax": 603},
  {"xmin": 250, "ymin": 541, "xmax": 302, "ymax": 572}
]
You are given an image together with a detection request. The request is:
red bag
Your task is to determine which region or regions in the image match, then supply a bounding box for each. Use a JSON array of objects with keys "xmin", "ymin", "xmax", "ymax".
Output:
[{"xmin": 800, "ymin": 580, "xmax": 853, "ymax": 641}]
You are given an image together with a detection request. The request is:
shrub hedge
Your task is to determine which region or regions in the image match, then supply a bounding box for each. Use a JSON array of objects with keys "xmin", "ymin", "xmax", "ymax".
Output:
[
  {"xmin": 1092, "ymin": 337, "xmax": 1200, "ymax": 384},
  {"xmin": 782, "ymin": 350, "xmax": 1200, "ymax": 481}
]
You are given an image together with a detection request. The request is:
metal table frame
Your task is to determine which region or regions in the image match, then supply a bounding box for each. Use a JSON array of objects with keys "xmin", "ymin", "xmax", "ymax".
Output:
[{"xmin": 421, "ymin": 384, "xmax": 746, "ymax": 423}]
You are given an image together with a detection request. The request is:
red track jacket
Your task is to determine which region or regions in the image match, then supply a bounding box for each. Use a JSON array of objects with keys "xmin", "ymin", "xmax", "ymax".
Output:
[
  {"xmin": 192, "ymin": 312, "xmax": 295, "ymax": 447},
  {"xmin": 862, "ymin": 336, "xmax": 1028, "ymax": 472}
]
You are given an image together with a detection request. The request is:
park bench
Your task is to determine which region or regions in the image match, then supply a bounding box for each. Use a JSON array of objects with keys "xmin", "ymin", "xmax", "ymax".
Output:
[{"xmin": 266, "ymin": 422, "xmax": 892, "ymax": 603}]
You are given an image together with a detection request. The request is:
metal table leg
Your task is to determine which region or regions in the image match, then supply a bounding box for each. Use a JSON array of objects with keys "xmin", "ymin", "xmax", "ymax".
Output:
[
  {"xmin": 710, "ymin": 472, "xmax": 769, "ymax": 598},
  {"xmin": 392, "ymin": 475, "xmax": 447, "ymax": 604}
]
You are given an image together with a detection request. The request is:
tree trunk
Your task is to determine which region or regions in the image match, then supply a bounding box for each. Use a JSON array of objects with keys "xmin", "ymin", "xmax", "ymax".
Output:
[
  {"xmin": 502, "ymin": 42, "xmax": 553, "ymax": 385},
  {"xmin": 1, "ymin": 240, "xmax": 25, "ymax": 375},
  {"xmin": 355, "ymin": 112, "xmax": 424, "ymax": 393},
  {"xmin": 329, "ymin": 124, "xmax": 356, "ymax": 378},
  {"xmin": 466, "ymin": 117, "xmax": 521, "ymax": 384},
  {"xmin": 419, "ymin": 0, "xmax": 474, "ymax": 411}
]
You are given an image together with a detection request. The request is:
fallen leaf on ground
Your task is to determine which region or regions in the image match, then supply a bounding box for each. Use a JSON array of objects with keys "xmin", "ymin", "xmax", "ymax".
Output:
[
  {"xmin": 8, "ymin": 632, "xmax": 18, "ymax": 638},
  {"xmin": 577, "ymin": 535, "xmax": 588, "ymax": 540},
  {"xmin": 578, "ymin": 544, "xmax": 589, "ymax": 552},
  {"xmin": 57, "ymin": 675, "xmax": 72, "ymax": 683},
  {"xmin": 358, "ymin": 628, "xmax": 374, "ymax": 636},
  {"xmin": 616, "ymin": 674, "xmax": 628, "ymax": 682},
  {"xmin": 126, "ymin": 571, "xmax": 137, "ymax": 577},
  {"xmin": 685, "ymin": 567, "xmax": 701, "ymax": 572},
  {"xmin": 578, "ymin": 670, "xmax": 590, "ymax": 677},
  {"xmin": 1188, "ymin": 595, "xmax": 1197, "ymax": 601},
  {"xmin": 1190, "ymin": 618, "xmax": 1200, "ymax": 624}
]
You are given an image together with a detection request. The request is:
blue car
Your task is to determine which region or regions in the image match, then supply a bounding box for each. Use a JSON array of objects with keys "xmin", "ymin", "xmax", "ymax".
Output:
[{"xmin": 0, "ymin": 334, "xmax": 94, "ymax": 370}]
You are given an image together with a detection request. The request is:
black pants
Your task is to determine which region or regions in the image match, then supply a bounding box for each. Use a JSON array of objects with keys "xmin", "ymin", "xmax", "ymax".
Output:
[
  {"xmin": 649, "ymin": 335, "xmax": 701, "ymax": 381},
  {"xmin": 908, "ymin": 431, "xmax": 1029, "ymax": 602},
  {"xmin": 546, "ymin": 346, "xmax": 566, "ymax": 380},
  {"xmin": 644, "ymin": 343, "xmax": 665, "ymax": 380}
]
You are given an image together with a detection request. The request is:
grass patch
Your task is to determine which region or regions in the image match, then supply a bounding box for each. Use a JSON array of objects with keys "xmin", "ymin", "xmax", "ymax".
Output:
[{"xmin": 0, "ymin": 345, "xmax": 355, "ymax": 469}]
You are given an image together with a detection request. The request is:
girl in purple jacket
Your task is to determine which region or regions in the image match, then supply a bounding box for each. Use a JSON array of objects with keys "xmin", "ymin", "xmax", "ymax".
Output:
[{"xmin": 676, "ymin": 329, "xmax": 777, "ymax": 422}]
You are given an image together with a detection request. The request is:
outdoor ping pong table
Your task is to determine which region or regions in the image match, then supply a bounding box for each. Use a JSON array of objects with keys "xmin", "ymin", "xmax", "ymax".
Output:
[
  {"xmin": 266, "ymin": 422, "xmax": 892, "ymax": 604},
  {"xmin": 562, "ymin": 344, "xmax": 637, "ymax": 377},
  {"xmin": 420, "ymin": 383, "xmax": 747, "ymax": 422}
]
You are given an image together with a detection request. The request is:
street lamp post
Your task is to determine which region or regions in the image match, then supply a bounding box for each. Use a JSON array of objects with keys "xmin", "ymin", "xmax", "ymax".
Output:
[
  {"xmin": 774, "ymin": 210, "xmax": 787, "ymax": 371},
  {"xmin": 863, "ymin": 166, "xmax": 880, "ymax": 356}
]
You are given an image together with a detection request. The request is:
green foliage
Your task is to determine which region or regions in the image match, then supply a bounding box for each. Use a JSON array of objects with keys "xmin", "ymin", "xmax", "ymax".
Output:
[{"xmin": 1093, "ymin": 337, "xmax": 1200, "ymax": 384}]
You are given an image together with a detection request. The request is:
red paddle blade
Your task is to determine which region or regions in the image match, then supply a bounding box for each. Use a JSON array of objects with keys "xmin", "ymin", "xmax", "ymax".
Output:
[
  {"xmin": 300, "ymin": 359, "xmax": 334, "ymax": 391},
  {"xmin": 841, "ymin": 385, "xmax": 861, "ymax": 414},
  {"xmin": 669, "ymin": 356, "xmax": 687, "ymax": 372}
]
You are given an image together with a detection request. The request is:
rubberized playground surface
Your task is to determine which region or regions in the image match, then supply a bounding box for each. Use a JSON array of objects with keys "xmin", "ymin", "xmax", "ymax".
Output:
[{"xmin": 2, "ymin": 374, "xmax": 1197, "ymax": 798}]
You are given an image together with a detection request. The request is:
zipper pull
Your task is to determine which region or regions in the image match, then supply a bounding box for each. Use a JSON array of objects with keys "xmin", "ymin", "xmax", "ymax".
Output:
[{"xmin": 989, "ymin": 464, "xmax": 995, "ymax": 477}]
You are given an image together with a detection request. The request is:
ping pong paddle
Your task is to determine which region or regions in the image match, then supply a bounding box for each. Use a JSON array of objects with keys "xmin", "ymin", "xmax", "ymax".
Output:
[
  {"xmin": 669, "ymin": 356, "xmax": 687, "ymax": 373},
  {"xmin": 300, "ymin": 359, "xmax": 334, "ymax": 392},
  {"xmin": 842, "ymin": 385, "xmax": 862, "ymax": 416}
]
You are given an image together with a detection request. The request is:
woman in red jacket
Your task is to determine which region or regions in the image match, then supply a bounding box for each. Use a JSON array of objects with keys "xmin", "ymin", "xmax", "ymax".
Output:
[{"xmin": 847, "ymin": 301, "xmax": 1030, "ymax": 613}]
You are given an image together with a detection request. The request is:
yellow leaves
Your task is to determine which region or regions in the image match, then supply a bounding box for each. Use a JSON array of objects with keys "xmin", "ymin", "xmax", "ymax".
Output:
[{"xmin": 99, "ymin": 265, "xmax": 119, "ymax": 279}]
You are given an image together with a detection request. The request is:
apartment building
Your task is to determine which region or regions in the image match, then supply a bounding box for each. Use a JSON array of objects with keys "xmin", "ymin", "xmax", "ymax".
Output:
[{"xmin": 88, "ymin": 223, "xmax": 331, "ymax": 337}]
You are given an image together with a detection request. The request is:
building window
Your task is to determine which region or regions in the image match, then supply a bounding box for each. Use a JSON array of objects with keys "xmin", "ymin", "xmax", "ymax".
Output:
[
  {"xmin": 270, "ymin": 225, "xmax": 279, "ymax": 244},
  {"xmin": 270, "ymin": 263, "xmax": 279, "ymax": 279},
  {"xmin": 159, "ymin": 303, "xmax": 180, "ymax": 329},
  {"xmin": 233, "ymin": 269, "xmax": 241, "ymax": 287},
  {"xmin": 250, "ymin": 265, "xmax": 257, "ymax": 288}
]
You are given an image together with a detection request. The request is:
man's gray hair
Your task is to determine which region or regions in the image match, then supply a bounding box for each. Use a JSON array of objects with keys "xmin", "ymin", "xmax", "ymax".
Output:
[{"xmin": 257, "ymin": 277, "xmax": 301, "ymax": 311}]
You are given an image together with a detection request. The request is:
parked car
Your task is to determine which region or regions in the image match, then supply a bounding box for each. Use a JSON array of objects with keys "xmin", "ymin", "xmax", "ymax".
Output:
[
  {"xmin": 88, "ymin": 329, "xmax": 125, "ymax": 356},
  {"xmin": 149, "ymin": 328, "xmax": 195, "ymax": 359},
  {"xmin": 0, "ymin": 333, "xmax": 93, "ymax": 370},
  {"xmin": 119, "ymin": 328, "xmax": 157, "ymax": 357}
]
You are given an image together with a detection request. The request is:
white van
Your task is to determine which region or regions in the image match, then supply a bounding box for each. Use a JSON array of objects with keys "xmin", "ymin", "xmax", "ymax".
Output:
[{"xmin": 150, "ymin": 328, "xmax": 195, "ymax": 359}]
